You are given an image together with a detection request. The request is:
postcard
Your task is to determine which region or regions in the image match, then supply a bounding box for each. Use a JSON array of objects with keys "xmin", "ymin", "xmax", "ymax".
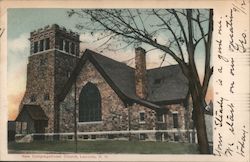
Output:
[{"xmin": 0, "ymin": 0, "xmax": 249, "ymax": 161}]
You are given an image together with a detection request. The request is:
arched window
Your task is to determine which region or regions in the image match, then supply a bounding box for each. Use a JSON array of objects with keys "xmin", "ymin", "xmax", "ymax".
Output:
[
  {"xmin": 79, "ymin": 82, "xmax": 102, "ymax": 122},
  {"xmin": 65, "ymin": 40, "xmax": 69, "ymax": 53},
  {"xmin": 45, "ymin": 38, "xmax": 50, "ymax": 50},
  {"xmin": 39, "ymin": 40, "xmax": 44, "ymax": 52},
  {"xmin": 59, "ymin": 39, "xmax": 63, "ymax": 50},
  {"xmin": 70, "ymin": 43, "xmax": 75, "ymax": 54},
  {"xmin": 34, "ymin": 41, "xmax": 38, "ymax": 53}
]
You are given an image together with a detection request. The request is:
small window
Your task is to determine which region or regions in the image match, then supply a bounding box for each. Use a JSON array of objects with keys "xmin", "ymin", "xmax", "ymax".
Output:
[
  {"xmin": 44, "ymin": 93, "xmax": 49, "ymax": 101},
  {"xmin": 139, "ymin": 112, "xmax": 145, "ymax": 123},
  {"xmin": 174, "ymin": 133, "xmax": 179, "ymax": 141},
  {"xmin": 21, "ymin": 122, "xmax": 27, "ymax": 134},
  {"xmin": 45, "ymin": 38, "xmax": 50, "ymax": 50},
  {"xmin": 59, "ymin": 39, "xmax": 63, "ymax": 50},
  {"xmin": 108, "ymin": 134, "xmax": 115, "ymax": 139},
  {"xmin": 65, "ymin": 40, "xmax": 69, "ymax": 52},
  {"xmin": 173, "ymin": 113, "xmax": 179, "ymax": 128},
  {"xmin": 39, "ymin": 40, "xmax": 44, "ymax": 52},
  {"xmin": 70, "ymin": 43, "xmax": 75, "ymax": 54},
  {"xmin": 157, "ymin": 113, "xmax": 164, "ymax": 122},
  {"xmin": 139, "ymin": 133, "xmax": 146, "ymax": 140},
  {"xmin": 68, "ymin": 135, "xmax": 73, "ymax": 140},
  {"xmin": 34, "ymin": 41, "xmax": 38, "ymax": 53},
  {"xmin": 66, "ymin": 71, "xmax": 71, "ymax": 78},
  {"xmin": 30, "ymin": 95, "xmax": 36, "ymax": 102},
  {"xmin": 91, "ymin": 135, "xmax": 96, "ymax": 139},
  {"xmin": 83, "ymin": 135, "xmax": 89, "ymax": 139},
  {"xmin": 154, "ymin": 78, "xmax": 162, "ymax": 84}
]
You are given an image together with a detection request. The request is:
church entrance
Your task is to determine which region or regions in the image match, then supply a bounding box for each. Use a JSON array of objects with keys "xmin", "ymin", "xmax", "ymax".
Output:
[
  {"xmin": 33, "ymin": 120, "xmax": 48, "ymax": 140},
  {"xmin": 16, "ymin": 104, "xmax": 48, "ymax": 139},
  {"xmin": 34, "ymin": 120, "xmax": 47, "ymax": 133}
]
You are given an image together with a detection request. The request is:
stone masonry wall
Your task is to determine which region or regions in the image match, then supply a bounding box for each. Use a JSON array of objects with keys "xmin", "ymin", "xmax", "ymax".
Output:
[
  {"xmin": 19, "ymin": 51, "xmax": 78, "ymax": 133},
  {"xmin": 19, "ymin": 51, "xmax": 55, "ymax": 133},
  {"xmin": 164, "ymin": 104, "xmax": 186, "ymax": 130},
  {"xmin": 129, "ymin": 103, "xmax": 157, "ymax": 140},
  {"xmin": 59, "ymin": 60, "xmax": 193, "ymax": 142},
  {"xmin": 129, "ymin": 103, "xmax": 156, "ymax": 131},
  {"xmin": 160, "ymin": 103, "xmax": 192, "ymax": 142},
  {"xmin": 54, "ymin": 51, "xmax": 79, "ymax": 132},
  {"xmin": 59, "ymin": 60, "xmax": 129, "ymax": 133},
  {"xmin": 19, "ymin": 24, "xmax": 80, "ymax": 133},
  {"xmin": 54, "ymin": 51, "xmax": 79, "ymax": 96}
]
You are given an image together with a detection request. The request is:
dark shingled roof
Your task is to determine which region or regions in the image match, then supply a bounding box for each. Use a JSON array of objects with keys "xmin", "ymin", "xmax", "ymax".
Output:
[
  {"xmin": 16, "ymin": 104, "xmax": 48, "ymax": 121},
  {"xmin": 90, "ymin": 51, "xmax": 137, "ymax": 99},
  {"xmin": 147, "ymin": 65, "xmax": 189, "ymax": 103},
  {"xmin": 58, "ymin": 49, "xmax": 189, "ymax": 109}
]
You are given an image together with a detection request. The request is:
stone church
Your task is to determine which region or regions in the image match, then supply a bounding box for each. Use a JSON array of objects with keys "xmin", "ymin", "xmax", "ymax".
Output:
[{"xmin": 15, "ymin": 24, "xmax": 197, "ymax": 142}]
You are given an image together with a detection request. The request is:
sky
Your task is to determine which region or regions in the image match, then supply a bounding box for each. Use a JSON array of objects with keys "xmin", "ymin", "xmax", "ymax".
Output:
[{"xmin": 7, "ymin": 8, "xmax": 213, "ymax": 120}]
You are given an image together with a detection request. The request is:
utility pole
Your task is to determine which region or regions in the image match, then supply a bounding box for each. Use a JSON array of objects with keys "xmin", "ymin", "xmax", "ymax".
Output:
[
  {"xmin": 128, "ymin": 104, "xmax": 131, "ymax": 141},
  {"xmin": 74, "ymin": 81, "xmax": 78, "ymax": 153}
]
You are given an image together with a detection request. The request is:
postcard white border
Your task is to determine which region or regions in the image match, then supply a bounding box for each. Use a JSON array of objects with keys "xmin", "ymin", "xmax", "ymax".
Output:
[{"xmin": 0, "ymin": 0, "xmax": 249, "ymax": 161}]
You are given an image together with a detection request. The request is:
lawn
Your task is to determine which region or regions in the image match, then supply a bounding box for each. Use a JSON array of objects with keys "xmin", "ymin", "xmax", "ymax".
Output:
[{"xmin": 8, "ymin": 140, "xmax": 199, "ymax": 154}]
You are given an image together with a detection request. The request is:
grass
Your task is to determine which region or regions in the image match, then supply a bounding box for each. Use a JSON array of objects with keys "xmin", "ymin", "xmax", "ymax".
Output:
[{"xmin": 8, "ymin": 140, "xmax": 199, "ymax": 154}]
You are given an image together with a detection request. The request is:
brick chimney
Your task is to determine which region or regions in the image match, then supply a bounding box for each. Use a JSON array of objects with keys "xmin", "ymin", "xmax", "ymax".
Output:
[{"xmin": 135, "ymin": 47, "xmax": 148, "ymax": 99}]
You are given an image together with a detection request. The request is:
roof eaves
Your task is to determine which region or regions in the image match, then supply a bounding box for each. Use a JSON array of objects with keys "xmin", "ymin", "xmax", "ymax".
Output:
[
  {"xmin": 16, "ymin": 104, "xmax": 48, "ymax": 121},
  {"xmin": 126, "ymin": 97, "xmax": 162, "ymax": 110},
  {"xmin": 151, "ymin": 98, "xmax": 186, "ymax": 106}
]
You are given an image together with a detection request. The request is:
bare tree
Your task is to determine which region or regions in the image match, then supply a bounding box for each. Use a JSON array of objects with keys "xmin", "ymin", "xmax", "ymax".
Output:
[{"xmin": 68, "ymin": 9, "xmax": 213, "ymax": 154}]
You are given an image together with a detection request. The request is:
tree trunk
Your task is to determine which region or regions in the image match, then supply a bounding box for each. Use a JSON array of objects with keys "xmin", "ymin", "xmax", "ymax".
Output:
[{"xmin": 190, "ymin": 83, "xmax": 210, "ymax": 154}]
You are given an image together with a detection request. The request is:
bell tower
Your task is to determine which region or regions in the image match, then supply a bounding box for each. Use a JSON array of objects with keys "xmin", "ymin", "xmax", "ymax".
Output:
[{"xmin": 19, "ymin": 24, "xmax": 80, "ymax": 133}]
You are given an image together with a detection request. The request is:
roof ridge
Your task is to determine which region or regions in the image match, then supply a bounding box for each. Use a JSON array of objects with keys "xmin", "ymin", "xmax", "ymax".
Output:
[
  {"xmin": 147, "ymin": 64, "xmax": 180, "ymax": 72},
  {"xmin": 85, "ymin": 49, "xmax": 135, "ymax": 70}
]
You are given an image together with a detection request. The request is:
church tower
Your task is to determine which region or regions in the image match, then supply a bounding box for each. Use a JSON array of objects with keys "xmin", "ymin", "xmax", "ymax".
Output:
[{"xmin": 19, "ymin": 24, "xmax": 80, "ymax": 133}]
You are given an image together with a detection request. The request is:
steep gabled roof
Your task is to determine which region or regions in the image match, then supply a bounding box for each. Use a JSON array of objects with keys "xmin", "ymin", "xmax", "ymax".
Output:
[
  {"xmin": 16, "ymin": 104, "xmax": 48, "ymax": 121},
  {"xmin": 89, "ymin": 51, "xmax": 137, "ymax": 100},
  {"xmin": 58, "ymin": 49, "xmax": 189, "ymax": 109},
  {"xmin": 147, "ymin": 65, "xmax": 189, "ymax": 103},
  {"xmin": 58, "ymin": 50, "xmax": 161, "ymax": 109}
]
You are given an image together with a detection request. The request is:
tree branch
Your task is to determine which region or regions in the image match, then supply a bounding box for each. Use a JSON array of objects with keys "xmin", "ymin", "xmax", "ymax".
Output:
[
  {"xmin": 202, "ymin": 9, "xmax": 213, "ymax": 97},
  {"xmin": 85, "ymin": 9, "xmax": 188, "ymax": 70},
  {"xmin": 153, "ymin": 9, "xmax": 185, "ymax": 62},
  {"xmin": 187, "ymin": 9, "xmax": 203, "ymax": 97},
  {"xmin": 167, "ymin": 9, "xmax": 188, "ymax": 47}
]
